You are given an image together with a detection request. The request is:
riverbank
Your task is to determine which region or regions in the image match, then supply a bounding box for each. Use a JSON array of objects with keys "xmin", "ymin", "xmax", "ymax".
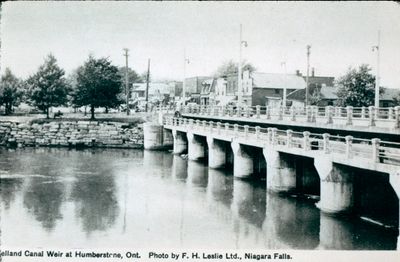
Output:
[{"xmin": 0, "ymin": 119, "xmax": 144, "ymax": 149}]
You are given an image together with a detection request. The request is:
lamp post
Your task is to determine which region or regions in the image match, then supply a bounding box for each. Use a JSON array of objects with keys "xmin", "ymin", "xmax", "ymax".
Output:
[
  {"xmin": 182, "ymin": 48, "xmax": 190, "ymax": 103},
  {"xmin": 305, "ymin": 45, "xmax": 311, "ymax": 107},
  {"xmin": 372, "ymin": 30, "xmax": 380, "ymax": 108},
  {"xmin": 238, "ymin": 24, "xmax": 248, "ymax": 106}
]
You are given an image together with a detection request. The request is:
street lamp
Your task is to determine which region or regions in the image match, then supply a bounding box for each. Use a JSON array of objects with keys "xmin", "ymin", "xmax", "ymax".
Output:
[
  {"xmin": 238, "ymin": 24, "xmax": 248, "ymax": 106},
  {"xmin": 372, "ymin": 30, "xmax": 380, "ymax": 108},
  {"xmin": 182, "ymin": 48, "xmax": 190, "ymax": 103},
  {"xmin": 305, "ymin": 45, "xmax": 311, "ymax": 107}
]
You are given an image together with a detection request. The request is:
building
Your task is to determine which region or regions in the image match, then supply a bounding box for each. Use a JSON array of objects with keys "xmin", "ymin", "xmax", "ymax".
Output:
[
  {"xmin": 184, "ymin": 76, "xmax": 210, "ymax": 104},
  {"xmin": 131, "ymin": 82, "xmax": 172, "ymax": 106},
  {"xmin": 287, "ymin": 84, "xmax": 338, "ymax": 107},
  {"xmin": 248, "ymin": 71, "xmax": 306, "ymax": 107},
  {"xmin": 200, "ymin": 78, "xmax": 217, "ymax": 105},
  {"xmin": 380, "ymin": 88, "xmax": 400, "ymax": 107}
]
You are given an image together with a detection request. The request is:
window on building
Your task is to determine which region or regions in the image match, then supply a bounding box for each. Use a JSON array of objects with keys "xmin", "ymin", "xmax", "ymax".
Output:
[{"xmin": 274, "ymin": 89, "xmax": 280, "ymax": 94}]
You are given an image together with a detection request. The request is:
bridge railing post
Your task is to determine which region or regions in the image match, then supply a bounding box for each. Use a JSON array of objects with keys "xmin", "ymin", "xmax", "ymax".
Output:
[
  {"xmin": 255, "ymin": 126, "xmax": 260, "ymax": 139},
  {"xmin": 322, "ymin": 133, "xmax": 330, "ymax": 154},
  {"xmin": 189, "ymin": 119, "xmax": 194, "ymax": 129},
  {"xmin": 266, "ymin": 106, "xmax": 271, "ymax": 120},
  {"xmin": 278, "ymin": 106, "xmax": 284, "ymax": 120},
  {"xmin": 245, "ymin": 106, "xmax": 250, "ymax": 118},
  {"xmin": 303, "ymin": 131, "xmax": 311, "ymax": 151},
  {"xmin": 236, "ymin": 106, "xmax": 241, "ymax": 117},
  {"xmin": 388, "ymin": 107, "xmax": 394, "ymax": 120},
  {"xmin": 196, "ymin": 119, "xmax": 201, "ymax": 128},
  {"xmin": 256, "ymin": 105, "xmax": 260, "ymax": 118},
  {"xmin": 395, "ymin": 106, "xmax": 400, "ymax": 128},
  {"xmin": 267, "ymin": 127, "xmax": 273, "ymax": 145},
  {"xmin": 369, "ymin": 106, "xmax": 376, "ymax": 126},
  {"xmin": 271, "ymin": 128, "xmax": 278, "ymax": 146},
  {"xmin": 202, "ymin": 120, "xmax": 207, "ymax": 130},
  {"xmin": 244, "ymin": 125, "xmax": 249, "ymax": 138},
  {"xmin": 311, "ymin": 106, "xmax": 318, "ymax": 122},
  {"xmin": 290, "ymin": 105, "xmax": 296, "ymax": 121},
  {"xmin": 184, "ymin": 118, "xmax": 188, "ymax": 126},
  {"xmin": 334, "ymin": 106, "xmax": 340, "ymax": 117},
  {"xmin": 217, "ymin": 122, "xmax": 221, "ymax": 135},
  {"xmin": 361, "ymin": 106, "xmax": 366, "ymax": 119},
  {"xmin": 286, "ymin": 130, "xmax": 293, "ymax": 148},
  {"xmin": 306, "ymin": 106, "xmax": 312, "ymax": 122},
  {"xmin": 346, "ymin": 106, "xmax": 353, "ymax": 125},
  {"xmin": 209, "ymin": 121, "xmax": 214, "ymax": 133},
  {"xmin": 234, "ymin": 124, "xmax": 239, "ymax": 137},
  {"xmin": 371, "ymin": 138, "xmax": 380, "ymax": 163},
  {"xmin": 325, "ymin": 106, "xmax": 333, "ymax": 124},
  {"xmin": 345, "ymin": 135, "xmax": 353, "ymax": 159},
  {"xmin": 179, "ymin": 118, "xmax": 183, "ymax": 126},
  {"xmin": 225, "ymin": 122, "xmax": 229, "ymax": 132}
]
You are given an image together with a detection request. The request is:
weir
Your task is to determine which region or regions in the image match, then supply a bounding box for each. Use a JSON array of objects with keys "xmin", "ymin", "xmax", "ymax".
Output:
[{"xmin": 143, "ymin": 114, "xmax": 400, "ymax": 238}]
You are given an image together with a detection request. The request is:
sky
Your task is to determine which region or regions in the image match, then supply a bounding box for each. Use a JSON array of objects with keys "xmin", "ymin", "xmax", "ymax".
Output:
[{"xmin": 1, "ymin": 1, "xmax": 400, "ymax": 88}]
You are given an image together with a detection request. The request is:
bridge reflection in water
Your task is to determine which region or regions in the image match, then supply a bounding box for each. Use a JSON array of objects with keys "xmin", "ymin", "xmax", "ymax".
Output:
[{"xmin": 0, "ymin": 148, "xmax": 398, "ymax": 250}]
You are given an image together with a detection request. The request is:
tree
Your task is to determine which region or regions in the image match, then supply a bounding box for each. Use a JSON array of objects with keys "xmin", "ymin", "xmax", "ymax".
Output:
[
  {"xmin": 26, "ymin": 54, "xmax": 69, "ymax": 118},
  {"xmin": 72, "ymin": 56, "xmax": 122, "ymax": 119},
  {"xmin": 118, "ymin": 67, "xmax": 143, "ymax": 84},
  {"xmin": 214, "ymin": 60, "xmax": 256, "ymax": 77},
  {"xmin": 336, "ymin": 64, "xmax": 379, "ymax": 107},
  {"xmin": 0, "ymin": 68, "xmax": 24, "ymax": 115}
]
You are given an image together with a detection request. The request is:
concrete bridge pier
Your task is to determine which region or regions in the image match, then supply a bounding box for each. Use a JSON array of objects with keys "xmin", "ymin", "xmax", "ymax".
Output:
[
  {"xmin": 207, "ymin": 137, "xmax": 226, "ymax": 169},
  {"xmin": 389, "ymin": 172, "xmax": 400, "ymax": 249},
  {"xmin": 314, "ymin": 157, "xmax": 354, "ymax": 214},
  {"xmin": 231, "ymin": 142, "xmax": 253, "ymax": 179},
  {"xmin": 263, "ymin": 149, "xmax": 296, "ymax": 193},
  {"xmin": 317, "ymin": 213, "xmax": 354, "ymax": 250},
  {"xmin": 187, "ymin": 133, "xmax": 205, "ymax": 161},
  {"xmin": 143, "ymin": 123, "xmax": 164, "ymax": 150},
  {"xmin": 172, "ymin": 130, "xmax": 187, "ymax": 154}
]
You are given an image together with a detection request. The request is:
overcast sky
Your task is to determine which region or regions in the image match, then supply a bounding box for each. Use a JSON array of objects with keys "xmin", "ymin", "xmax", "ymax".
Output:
[{"xmin": 1, "ymin": 1, "xmax": 399, "ymax": 88}]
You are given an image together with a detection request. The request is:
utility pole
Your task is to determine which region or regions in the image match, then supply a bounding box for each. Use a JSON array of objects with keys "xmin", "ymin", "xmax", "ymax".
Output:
[
  {"xmin": 372, "ymin": 30, "xmax": 380, "ymax": 108},
  {"xmin": 123, "ymin": 48, "xmax": 130, "ymax": 115},
  {"xmin": 238, "ymin": 24, "xmax": 243, "ymax": 105},
  {"xmin": 237, "ymin": 24, "xmax": 248, "ymax": 106},
  {"xmin": 305, "ymin": 45, "xmax": 311, "ymax": 107},
  {"xmin": 145, "ymin": 59, "xmax": 151, "ymax": 112}
]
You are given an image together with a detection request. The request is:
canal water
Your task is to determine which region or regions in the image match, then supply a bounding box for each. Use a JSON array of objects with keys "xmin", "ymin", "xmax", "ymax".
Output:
[{"xmin": 0, "ymin": 148, "xmax": 398, "ymax": 250}]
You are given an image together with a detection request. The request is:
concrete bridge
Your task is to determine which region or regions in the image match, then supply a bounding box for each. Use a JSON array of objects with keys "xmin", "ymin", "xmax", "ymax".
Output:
[
  {"xmin": 143, "ymin": 111, "xmax": 400, "ymax": 248},
  {"xmin": 179, "ymin": 105, "xmax": 400, "ymax": 138}
]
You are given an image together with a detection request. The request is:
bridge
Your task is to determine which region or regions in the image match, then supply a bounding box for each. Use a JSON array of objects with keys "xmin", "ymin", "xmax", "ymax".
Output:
[
  {"xmin": 180, "ymin": 105, "xmax": 400, "ymax": 139},
  {"xmin": 143, "ymin": 106, "xmax": 400, "ymax": 248}
]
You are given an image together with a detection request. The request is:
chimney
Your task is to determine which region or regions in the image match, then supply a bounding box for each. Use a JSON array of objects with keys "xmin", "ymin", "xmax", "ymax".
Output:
[
  {"xmin": 311, "ymin": 68, "xmax": 315, "ymax": 77},
  {"xmin": 296, "ymin": 70, "xmax": 301, "ymax": 76}
]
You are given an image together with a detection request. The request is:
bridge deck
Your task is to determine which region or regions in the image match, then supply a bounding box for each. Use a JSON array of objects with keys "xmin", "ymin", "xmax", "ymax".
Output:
[{"xmin": 164, "ymin": 117, "xmax": 400, "ymax": 175}]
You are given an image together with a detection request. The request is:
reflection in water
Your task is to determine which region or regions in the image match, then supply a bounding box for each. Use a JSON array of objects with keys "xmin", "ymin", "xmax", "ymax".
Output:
[
  {"xmin": 232, "ymin": 179, "xmax": 266, "ymax": 228},
  {"xmin": 172, "ymin": 155, "xmax": 188, "ymax": 181},
  {"xmin": 23, "ymin": 178, "xmax": 65, "ymax": 232},
  {"xmin": 0, "ymin": 177, "xmax": 23, "ymax": 210},
  {"xmin": 318, "ymin": 213, "xmax": 398, "ymax": 250},
  {"xmin": 187, "ymin": 161, "xmax": 208, "ymax": 188},
  {"xmin": 70, "ymin": 159, "xmax": 119, "ymax": 235},
  {"xmin": 206, "ymin": 168, "xmax": 233, "ymax": 207},
  {"xmin": 263, "ymin": 193, "xmax": 320, "ymax": 249},
  {"xmin": 0, "ymin": 148, "xmax": 398, "ymax": 250}
]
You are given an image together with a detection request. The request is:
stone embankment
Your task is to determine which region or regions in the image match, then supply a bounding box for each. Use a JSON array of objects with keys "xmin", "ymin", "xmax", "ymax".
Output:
[{"xmin": 0, "ymin": 120, "xmax": 144, "ymax": 148}]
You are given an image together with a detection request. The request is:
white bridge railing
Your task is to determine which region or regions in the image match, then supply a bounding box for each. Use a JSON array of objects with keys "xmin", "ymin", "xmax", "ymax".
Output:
[
  {"xmin": 159, "ymin": 105, "xmax": 400, "ymax": 129},
  {"xmin": 165, "ymin": 117, "xmax": 400, "ymax": 167}
]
